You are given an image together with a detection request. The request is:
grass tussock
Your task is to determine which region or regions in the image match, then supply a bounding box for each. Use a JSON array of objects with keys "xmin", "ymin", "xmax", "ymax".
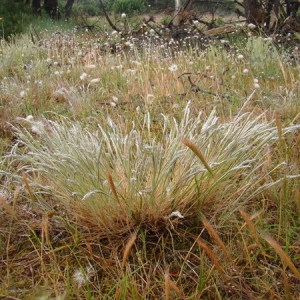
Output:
[
  {"xmin": 0, "ymin": 15, "xmax": 299, "ymax": 299},
  {"xmin": 7, "ymin": 105, "xmax": 297, "ymax": 235}
]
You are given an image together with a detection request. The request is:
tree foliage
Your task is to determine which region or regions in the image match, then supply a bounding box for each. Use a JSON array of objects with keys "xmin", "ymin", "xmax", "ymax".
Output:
[
  {"xmin": 0, "ymin": 0, "xmax": 34, "ymax": 38},
  {"xmin": 0, "ymin": 0, "xmax": 77, "ymax": 38}
]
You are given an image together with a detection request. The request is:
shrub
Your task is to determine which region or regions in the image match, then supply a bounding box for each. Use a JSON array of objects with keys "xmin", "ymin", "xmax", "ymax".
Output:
[
  {"xmin": 112, "ymin": 0, "xmax": 146, "ymax": 15},
  {"xmin": 0, "ymin": 0, "xmax": 34, "ymax": 39},
  {"xmin": 72, "ymin": 0, "xmax": 102, "ymax": 16}
]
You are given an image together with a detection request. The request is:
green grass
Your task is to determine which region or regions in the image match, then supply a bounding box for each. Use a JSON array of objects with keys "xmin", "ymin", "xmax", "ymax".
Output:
[{"xmin": 0, "ymin": 15, "xmax": 299, "ymax": 299}]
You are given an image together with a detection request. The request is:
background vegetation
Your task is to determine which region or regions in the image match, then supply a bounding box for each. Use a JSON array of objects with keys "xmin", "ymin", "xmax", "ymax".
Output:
[
  {"xmin": 1, "ymin": 0, "xmax": 299, "ymax": 39},
  {"xmin": 0, "ymin": 0, "xmax": 35, "ymax": 39}
]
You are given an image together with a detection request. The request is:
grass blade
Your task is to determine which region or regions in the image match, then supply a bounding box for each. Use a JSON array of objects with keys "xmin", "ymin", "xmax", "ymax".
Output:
[
  {"xmin": 182, "ymin": 139, "xmax": 214, "ymax": 176},
  {"xmin": 107, "ymin": 172, "xmax": 122, "ymax": 206},
  {"xmin": 240, "ymin": 210, "xmax": 260, "ymax": 245},
  {"xmin": 122, "ymin": 232, "xmax": 137, "ymax": 269},
  {"xmin": 201, "ymin": 214, "xmax": 232, "ymax": 260},
  {"xmin": 196, "ymin": 238, "xmax": 223, "ymax": 275},
  {"xmin": 0, "ymin": 194, "xmax": 16, "ymax": 219},
  {"xmin": 261, "ymin": 233, "xmax": 300, "ymax": 280}
]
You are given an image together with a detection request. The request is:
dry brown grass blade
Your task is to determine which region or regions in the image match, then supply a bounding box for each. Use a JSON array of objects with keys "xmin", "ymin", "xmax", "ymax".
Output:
[
  {"xmin": 261, "ymin": 233, "xmax": 300, "ymax": 280},
  {"xmin": 164, "ymin": 268, "xmax": 171, "ymax": 300},
  {"xmin": 240, "ymin": 210, "xmax": 263, "ymax": 230},
  {"xmin": 22, "ymin": 172, "xmax": 36, "ymax": 201},
  {"xmin": 42, "ymin": 213, "xmax": 51, "ymax": 247},
  {"xmin": 85, "ymin": 242, "xmax": 93, "ymax": 256},
  {"xmin": 295, "ymin": 189, "xmax": 300, "ymax": 212},
  {"xmin": 196, "ymin": 238, "xmax": 224, "ymax": 275},
  {"xmin": 201, "ymin": 215, "xmax": 232, "ymax": 260},
  {"xmin": 115, "ymin": 286, "xmax": 121, "ymax": 300},
  {"xmin": 121, "ymin": 232, "xmax": 137, "ymax": 269},
  {"xmin": 275, "ymin": 113, "xmax": 282, "ymax": 141},
  {"xmin": 182, "ymin": 139, "xmax": 214, "ymax": 176},
  {"xmin": 277, "ymin": 59, "xmax": 288, "ymax": 85},
  {"xmin": 164, "ymin": 268, "xmax": 185, "ymax": 299},
  {"xmin": 291, "ymin": 112, "xmax": 300, "ymax": 124},
  {"xmin": 169, "ymin": 279, "xmax": 185, "ymax": 298},
  {"xmin": 0, "ymin": 194, "xmax": 17, "ymax": 219},
  {"xmin": 226, "ymin": 184, "xmax": 250, "ymax": 202},
  {"xmin": 281, "ymin": 269, "xmax": 292, "ymax": 298},
  {"xmin": 247, "ymin": 243, "xmax": 260, "ymax": 251},
  {"xmin": 12, "ymin": 187, "xmax": 21, "ymax": 211},
  {"xmin": 107, "ymin": 172, "xmax": 122, "ymax": 205},
  {"xmin": 239, "ymin": 210, "xmax": 260, "ymax": 245}
]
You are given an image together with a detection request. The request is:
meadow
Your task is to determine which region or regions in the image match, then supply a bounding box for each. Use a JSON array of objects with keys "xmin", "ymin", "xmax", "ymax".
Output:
[{"xmin": 0, "ymin": 15, "xmax": 300, "ymax": 299}]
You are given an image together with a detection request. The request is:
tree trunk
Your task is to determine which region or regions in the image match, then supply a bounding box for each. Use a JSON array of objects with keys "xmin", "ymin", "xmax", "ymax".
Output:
[
  {"xmin": 173, "ymin": 0, "xmax": 194, "ymax": 27},
  {"xmin": 243, "ymin": 0, "xmax": 266, "ymax": 25},
  {"xmin": 64, "ymin": 0, "xmax": 74, "ymax": 17},
  {"xmin": 32, "ymin": 0, "xmax": 41, "ymax": 15},
  {"xmin": 44, "ymin": 0, "xmax": 59, "ymax": 19},
  {"xmin": 183, "ymin": 0, "xmax": 194, "ymax": 10},
  {"xmin": 265, "ymin": 0, "xmax": 273, "ymax": 28},
  {"xmin": 173, "ymin": 0, "xmax": 182, "ymax": 26}
]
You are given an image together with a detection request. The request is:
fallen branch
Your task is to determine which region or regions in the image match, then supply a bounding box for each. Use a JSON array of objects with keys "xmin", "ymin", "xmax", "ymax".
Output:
[
  {"xmin": 178, "ymin": 72, "xmax": 217, "ymax": 95},
  {"xmin": 98, "ymin": 0, "xmax": 121, "ymax": 32}
]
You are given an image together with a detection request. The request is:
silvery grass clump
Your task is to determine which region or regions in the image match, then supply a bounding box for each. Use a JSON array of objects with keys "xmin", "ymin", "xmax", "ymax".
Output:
[{"xmin": 6, "ymin": 103, "xmax": 299, "ymax": 234}]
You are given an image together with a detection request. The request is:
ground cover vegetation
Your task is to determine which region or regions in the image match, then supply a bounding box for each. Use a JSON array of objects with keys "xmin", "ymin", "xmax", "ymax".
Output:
[{"xmin": 0, "ymin": 1, "xmax": 300, "ymax": 299}]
